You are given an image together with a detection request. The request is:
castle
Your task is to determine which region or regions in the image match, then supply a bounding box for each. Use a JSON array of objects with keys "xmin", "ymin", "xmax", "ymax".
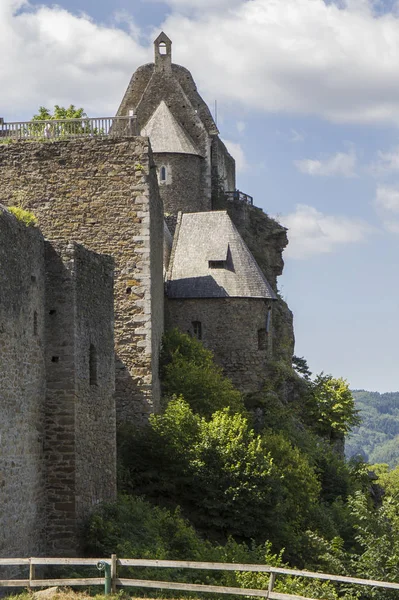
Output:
[{"xmin": 0, "ymin": 34, "xmax": 294, "ymax": 558}]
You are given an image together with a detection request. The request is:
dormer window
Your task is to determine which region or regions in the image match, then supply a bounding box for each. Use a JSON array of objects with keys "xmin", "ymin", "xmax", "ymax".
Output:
[{"xmin": 209, "ymin": 260, "xmax": 226, "ymax": 269}]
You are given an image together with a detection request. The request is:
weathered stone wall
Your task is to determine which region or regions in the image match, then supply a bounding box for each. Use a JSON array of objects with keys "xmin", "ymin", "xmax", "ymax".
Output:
[
  {"xmin": 166, "ymin": 297, "xmax": 274, "ymax": 393},
  {"xmin": 73, "ymin": 244, "xmax": 116, "ymax": 536},
  {"xmin": 211, "ymin": 137, "xmax": 236, "ymax": 196},
  {"xmin": 0, "ymin": 206, "xmax": 116, "ymax": 559},
  {"xmin": 155, "ymin": 152, "xmax": 205, "ymax": 219},
  {"xmin": 117, "ymin": 61, "xmax": 214, "ymax": 213},
  {"xmin": 44, "ymin": 242, "xmax": 78, "ymax": 555},
  {"xmin": 0, "ymin": 207, "xmax": 47, "ymax": 560},
  {"xmin": 0, "ymin": 137, "xmax": 164, "ymax": 424},
  {"xmin": 213, "ymin": 198, "xmax": 295, "ymax": 365}
]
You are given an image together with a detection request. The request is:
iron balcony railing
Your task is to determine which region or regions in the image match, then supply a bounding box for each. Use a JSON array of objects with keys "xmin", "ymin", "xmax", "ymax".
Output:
[
  {"xmin": 0, "ymin": 116, "xmax": 137, "ymax": 141},
  {"xmin": 225, "ymin": 190, "xmax": 254, "ymax": 205}
]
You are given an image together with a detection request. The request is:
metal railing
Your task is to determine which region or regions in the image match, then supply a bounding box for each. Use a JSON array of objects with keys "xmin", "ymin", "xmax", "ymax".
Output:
[
  {"xmin": 225, "ymin": 190, "xmax": 254, "ymax": 205},
  {"xmin": 1, "ymin": 556, "xmax": 399, "ymax": 599},
  {"xmin": 0, "ymin": 116, "xmax": 137, "ymax": 141}
]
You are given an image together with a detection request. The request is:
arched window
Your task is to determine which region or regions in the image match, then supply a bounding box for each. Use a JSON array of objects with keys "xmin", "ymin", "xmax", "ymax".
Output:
[
  {"xmin": 159, "ymin": 42, "xmax": 167, "ymax": 55},
  {"xmin": 89, "ymin": 344, "xmax": 98, "ymax": 386},
  {"xmin": 160, "ymin": 166, "xmax": 167, "ymax": 182},
  {"xmin": 33, "ymin": 311, "xmax": 38, "ymax": 336}
]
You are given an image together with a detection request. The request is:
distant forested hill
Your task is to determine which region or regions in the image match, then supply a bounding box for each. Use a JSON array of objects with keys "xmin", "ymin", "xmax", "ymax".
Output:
[{"xmin": 346, "ymin": 390, "xmax": 399, "ymax": 467}]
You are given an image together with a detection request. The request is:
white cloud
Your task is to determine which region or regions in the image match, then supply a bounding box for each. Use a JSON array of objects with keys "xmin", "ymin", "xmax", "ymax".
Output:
[
  {"xmin": 371, "ymin": 147, "xmax": 399, "ymax": 173},
  {"xmin": 5, "ymin": 0, "xmax": 399, "ymax": 125},
  {"xmin": 294, "ymin": 149, "xmax": 357, "ymax": 177},
  {"xmin": 156, "ymin": 0, "xmax": 243, "ymax": 11},
  {"xmin": 222, "ymin": 139, "xmax": 248, "ymax": 172},
  {"xmin": 279, "ymin": 204, "xmax": 373, "ymax": 259},
  {"xmin": 373, "ymin": 184, "xmax": 399, "ymax": 231},
  {"xmin": 0, "ymin": 0, "xmax": 149, "ymax": 118},
  {"xmin": 375, "ymin": 185, "xmax": 399, "ymax": 212},
  {"xmin": 162, "ymin": 0, "xmax": 399, "ymax": 125}
]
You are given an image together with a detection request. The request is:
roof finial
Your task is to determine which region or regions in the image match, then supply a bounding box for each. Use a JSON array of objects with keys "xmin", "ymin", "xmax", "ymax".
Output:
[{"xmin": 154, "ymin": 32, "xmax": 172, "ymax": 72}]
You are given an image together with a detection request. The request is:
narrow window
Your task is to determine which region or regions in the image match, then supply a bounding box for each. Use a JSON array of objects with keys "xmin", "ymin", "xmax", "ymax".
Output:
[
  {"xmin": 192, "ymin": 321, "xmax": 202, "ymax": 340},
  {"xmin": 258, "ymin": 328, "xmax": 267, "ymax": 351},
  {"xmin": 33, "ymin": 311, "xmax": 38, "ymax": 336},
  {"xmin": 160, "ymin": 166, "xmax": 167, "ymax": 182},
  {"xmin": 89, "ymin": 344, "xmax": 98, "ymax": 386},
  {"xmin": 266, "ymin": 307, "xmax": 272, "ymax": 333},
  {"xmin": 208, "ymin": 260, "xmax": 226, "ymax": 269},
  {"xmin": 159, "ymin": 42, "xmax": 167, "ymax": 55}
]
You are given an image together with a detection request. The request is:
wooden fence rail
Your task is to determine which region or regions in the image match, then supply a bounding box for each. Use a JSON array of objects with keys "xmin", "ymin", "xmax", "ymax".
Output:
[{"xmin": 0, "ymin": 556, "xmax": 399, "ymax": 600}]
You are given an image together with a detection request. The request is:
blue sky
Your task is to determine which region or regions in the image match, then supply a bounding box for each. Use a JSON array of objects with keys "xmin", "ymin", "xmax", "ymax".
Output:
[{"xmin": 2, "ymin": 0, "xmax": 399, "ymax": 391}]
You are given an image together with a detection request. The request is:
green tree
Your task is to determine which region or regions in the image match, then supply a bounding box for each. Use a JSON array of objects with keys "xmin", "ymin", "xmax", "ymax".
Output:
[
  {"xmin": 32, "ymin": 104, "xmax": 87, "ymax": 121},
  {"xmin": 119, "ymin": 398, "xmax": 320, "ymax": 551},
  {"xmin": 30, "ymin": 104, "xmax": 90, "ymax": 137},
  {"xmin": 160, "ymin": 329, "xmax": 244, "ymax": 417},
  {"xmin": 307, "ymin": 374, "xmax": 360, "ymax": 439}
]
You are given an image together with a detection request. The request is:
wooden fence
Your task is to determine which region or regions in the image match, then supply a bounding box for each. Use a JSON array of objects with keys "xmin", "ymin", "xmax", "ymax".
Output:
[{"xmin": 1, "ymin": 556, "xmax": 399, "ymax": 600}]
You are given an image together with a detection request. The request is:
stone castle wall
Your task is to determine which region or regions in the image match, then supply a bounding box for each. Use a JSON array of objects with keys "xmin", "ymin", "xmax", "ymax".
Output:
[
  {"xmin": 44, "ymin": 242, "xmax": 116, "ymax": 555},
  {"xmin": 0, "ymin": 208, "xmax": 116, "ymax": 558},
  {"xmin": 155, "ymin": 152, "xmax": 206, "ymax": 218},
  {"xmin": 166, "ymin": 297, "xmax": 273, "ymax": 394},
  {"xmin": 0, "ymin": 208, "xmax": 47, "ymax": 560},
  {"xmin": 0, "ymin": 137, "xmax": 164, "ymax": 424},
  {"xmin": 214, "ymin": 198, "xmax": 295, "ymax": 365}
]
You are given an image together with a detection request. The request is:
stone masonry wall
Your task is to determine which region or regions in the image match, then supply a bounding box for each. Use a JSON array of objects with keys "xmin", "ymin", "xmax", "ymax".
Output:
[
  {"xmin": 0, "ymin": 207, "xmax": 47, "ymax": 559},
  {"xmin": 44, "ymin": 241, "xmax": 116, "ymax": 555},
  {"xmin": 166, "ymin": 297, "xmax": 273, "ymax": 394},
  {"xmin": 0, "ymin": 206, "xmax": 116, "ymax": 559},
  {"xmin": 73, "ymin": 244, "xmax": 116, "ymax": 531},
  {"xmin": 0, "ymin": 138, "xmax": 164, "ymax": 424},
  {"xmin": 44, "ymin": 242, "xmax": 78, "ymax": 555},
  {"xmin": 155, "ymin": 152, "xmax": 205, "ymax": 218},
  {"xmin": 214, "ymin": 198, "xmax": 295, "ymax": 365}
]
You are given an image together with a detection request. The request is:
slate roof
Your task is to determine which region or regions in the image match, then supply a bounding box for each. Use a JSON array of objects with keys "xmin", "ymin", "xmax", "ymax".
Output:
[
  {"xmin": 141, "ymin": 101, "xmax": 202, "ymax": 156},
  {"xmin": 167, "ymin": 211, "xmax": 277, "ymax": 299}
]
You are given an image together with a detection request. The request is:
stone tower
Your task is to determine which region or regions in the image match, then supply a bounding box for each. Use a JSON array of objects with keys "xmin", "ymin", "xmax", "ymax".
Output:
[{"xmin": 116, "ymin": 32, "xmax": 235, "ymax": 226}]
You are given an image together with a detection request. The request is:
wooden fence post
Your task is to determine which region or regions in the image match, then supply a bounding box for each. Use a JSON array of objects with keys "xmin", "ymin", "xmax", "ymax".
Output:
[
  {"xmin": 268, "ymin": 572, "xmax": 276, "ymax": 597},
  {"xmin": 29, "ymin": 560, "xmax": 35, "ymax": 589},
  {"xmin": 111, "ymin": 555, "xmax": 117, "ymax": 594}
]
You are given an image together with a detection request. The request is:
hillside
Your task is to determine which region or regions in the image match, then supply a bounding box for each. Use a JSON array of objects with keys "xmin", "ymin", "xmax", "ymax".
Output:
[{"xmin": 346, "ymin": 390, "xmax": 399, "ymax": 467}]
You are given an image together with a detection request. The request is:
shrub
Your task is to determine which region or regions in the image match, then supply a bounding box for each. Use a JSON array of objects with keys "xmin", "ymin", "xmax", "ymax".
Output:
[{"xmin": 8, "ymin": 206, "xmax": 37, "ymax": 227}]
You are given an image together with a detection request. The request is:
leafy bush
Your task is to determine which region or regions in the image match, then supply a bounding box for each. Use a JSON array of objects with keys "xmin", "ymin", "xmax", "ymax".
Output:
[
  {"xmin": 118, "ymin": 398, "xmax": 322, "ymax": 552},
  {"xmin": 160, "ymin": 329, "xmax": 244, "ymax": 417}
]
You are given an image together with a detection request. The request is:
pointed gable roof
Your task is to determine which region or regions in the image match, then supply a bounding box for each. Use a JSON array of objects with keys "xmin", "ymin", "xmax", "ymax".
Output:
[
  {"xmin": 167, "ymin": 212, "xmax": 277, "ymax": 299},
  {"xmin": 140, "ymin": 101, "xmax": 202, "ymax": 156},
  {"xmin": 154, "ymin": 31, "xmax": 172, "ymax": 45}
]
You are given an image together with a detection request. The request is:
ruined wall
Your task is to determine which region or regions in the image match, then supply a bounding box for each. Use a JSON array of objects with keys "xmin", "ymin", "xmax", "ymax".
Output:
[
  {"xmin": 0, "ymin": 208, "xmax": 116, "ymax": 558},
  {"xmin": 211, "ymin": 137, "xmax": 236, "ymax": 197},
  {"xmin": 44, "ymin": 241, "xmax": 115, "ymax": 556},
  {"xmin": 44, "ymin": 242, "xmax": 78, "ymax": 555},
  {"xmin": 156, "ymin": 152, "xmax": 205, "ymax": 218},
  {"xmin": 73, "ymin": 244, "xmax": 116, "ymax": 532},
  {"xmin": 166, "ymin": 297, "xmax": 273, "ymax": 394},
  {"xmin": 0, "ymin": 138, "xmax": 164, "ymax": 424},
  {"xmin": 0, "ymin": 207, "xmax": 47, "ymax": 559}
]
